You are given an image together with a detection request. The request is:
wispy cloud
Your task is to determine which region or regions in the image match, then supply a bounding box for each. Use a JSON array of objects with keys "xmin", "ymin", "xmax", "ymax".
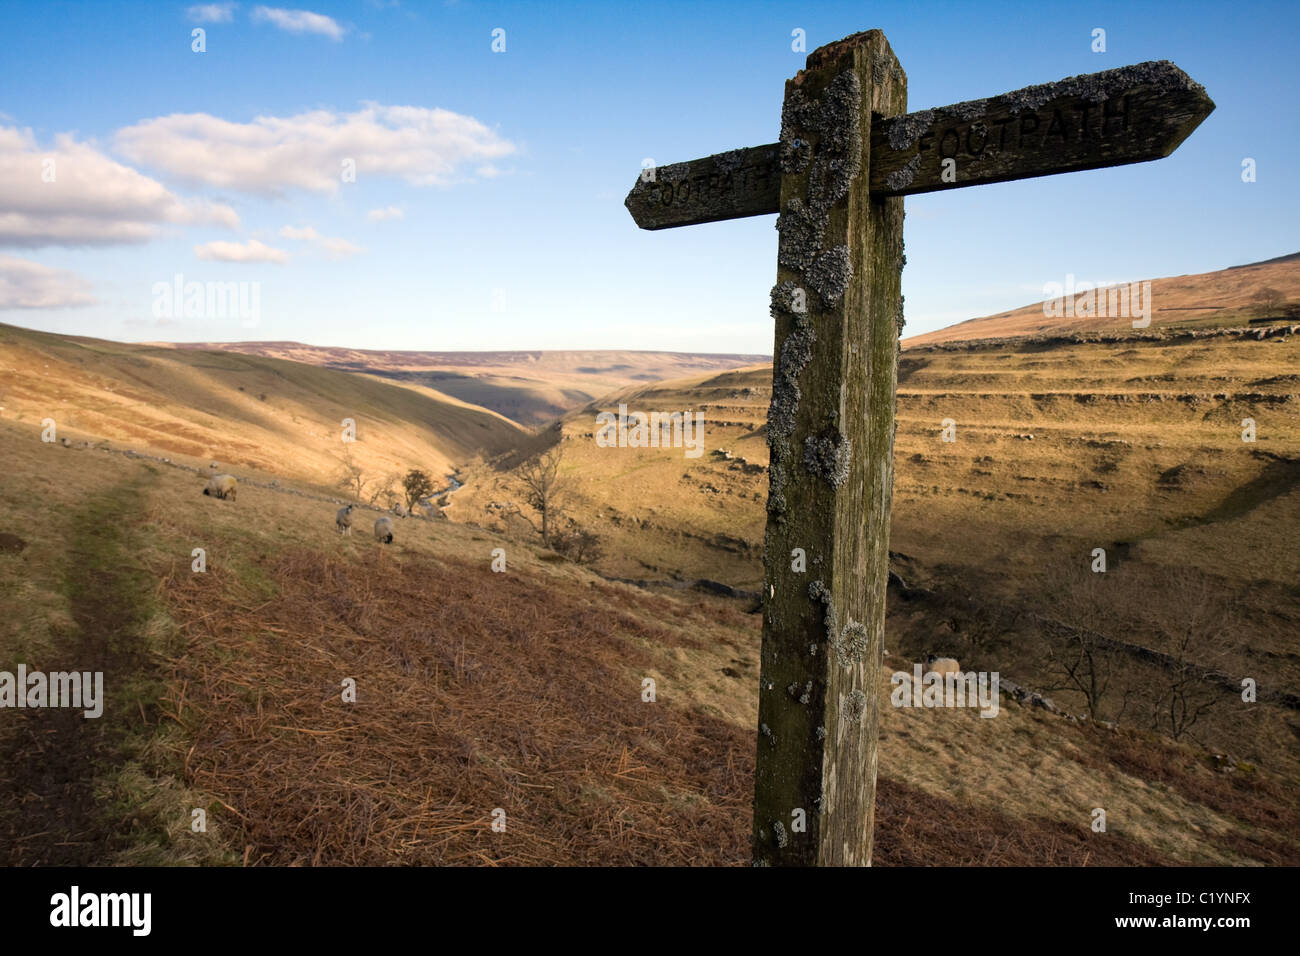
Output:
[
  {"xmin": 0, "ymin": 255, "xmax": 96, "ymax": 309},
  {"xmin": 187, "ymin": 3, "xmax": 237, "ymax": 23},
  {"xmin": 251, "ymin": 6, "xmax": 346, "ymax": 40},
  {"xmin": 367, "ymin": 205, "xmax": 404, "ymax": 222},
  {"xmin": 194, "ymin": 238, "xmax": 288, "ymax": 264},
  {"xmin": 0, "ymin": 126, "xmax": 237, "ymax": 247},
  {"xmin": 278, "ymin": 225, "xmax": 363, "ymax": 258},
  {"xmin": 114, "ymin": 104, "xmax": 515, "ymax": 196}
]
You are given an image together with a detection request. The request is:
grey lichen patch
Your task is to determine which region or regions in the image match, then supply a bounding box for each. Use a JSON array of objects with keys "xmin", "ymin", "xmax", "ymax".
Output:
[
  {"xmin": 815, "ymin": 725, "xmax": 827, "ymax": 741},
  {"xmin": 805, "ymin": 245, "xmax": 853, "ymax": 306},
  {"xmin": 766, "ymin": 282, "xmax": 817, "ymax": 521},
  {"xmin": 787, "ymin": 680, "xmax": 813, "ymax": 705},
  {"xmin": 896, "ymin": 294, "xmax": 906, "ymax": 337},
  {"xmin": 713, "ymin": 148, "xmax": 747, "ymax": 175},
  {"xmin": 803, "ymin": 428, "xmax": 851, "ymax": 488},
  {"xmin": 884, "ymin": 153, "xmax": 921, "ymax": 193},
  {"xmin": 779, "ymin": 88, "xmax": 814, "ymax": 175},
  {"xmin": 953, "ymin": 97, "xmax": 989, "ymax": 121},
  {"xmin": 886, "ymin": 108, "xmax": 934, "ymax": 151},
  {"xmin": 843, "ymin": 689, "xmax": 868, "ymax": 722},
  {"xmin": 836, "ymin": 620, "xmax": 870, "ymax": 665},
  {"xmin": 760, "ymin": 722, "xmax": 777, "ymax": 747},
  {"xmin": 776, "ymin": 200, "xmax": 825, "ymax": 273},
  {"xmin": 808, "ymin": 579, "xmax": 838, "ymax": 646},
  {"xmin": 997, "ymin": 60, "xmax": 1202, "ymax": 113},
  {"xmin": 772, "ymin": 820, "xmax": 789, "ymax": 848}
]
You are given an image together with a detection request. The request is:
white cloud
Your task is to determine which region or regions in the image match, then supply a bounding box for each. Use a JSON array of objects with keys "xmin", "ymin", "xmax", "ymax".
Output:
[
  {"xmin": 316, "ymin": 236, "xmax": 362, "ymax": 258},
  {"xmin": 251, "ymin": 6, "xmax": 345, "ymax": 40},
  {"xmin": 187, "ymin": 3, "xmax": 237, "ymax": 22},
  {"xmin": 278, "ymin": 224, "xmax": 362, "ymax": 258},
  {"xmin": 0, "ymin": 255, "xmax": 96, "ymax": 309},
  {"xmin": 278, "ymin": 225, "xmax": 320, "ymax": 241},
  {"xmin": 114, "ymin": 104, "xmax": 515, "ymax": 196},
  {"xmin": 194, "ymin": 238, "xmax": 288, "ymax": 264},
  {"xmin": 0, "ymin": 126, "xmax": 238, "ymax": 247},
  {"xmin": 367, "ymin": 205, "xmax": 404, "ymax": 222}
]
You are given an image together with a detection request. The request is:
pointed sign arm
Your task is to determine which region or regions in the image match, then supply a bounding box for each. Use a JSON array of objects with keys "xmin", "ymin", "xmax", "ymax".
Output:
[{"xmin": 624, "ymin": 60, "xmax": 1213, "ymax": 229}]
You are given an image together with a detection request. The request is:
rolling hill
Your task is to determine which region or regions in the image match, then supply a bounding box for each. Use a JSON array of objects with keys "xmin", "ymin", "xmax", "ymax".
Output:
[
  {"xmin": 903, "ymin": 252, "xmax": 1300, "ymax": 346},
  {"xmin": 0, "ymin": 322, "xmax": 527, "ymax": 497}
]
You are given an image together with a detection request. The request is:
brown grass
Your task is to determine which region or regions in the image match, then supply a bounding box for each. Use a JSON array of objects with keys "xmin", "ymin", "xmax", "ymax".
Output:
[{"xmin": 163, "ymin": 547, "xmax": 754, "ymax": 865}]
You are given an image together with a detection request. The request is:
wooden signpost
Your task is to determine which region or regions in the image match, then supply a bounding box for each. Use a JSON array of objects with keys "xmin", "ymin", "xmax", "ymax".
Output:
[{"xmin": 624, "ymin": 29, "xmax": 1213, "ymax": 867}]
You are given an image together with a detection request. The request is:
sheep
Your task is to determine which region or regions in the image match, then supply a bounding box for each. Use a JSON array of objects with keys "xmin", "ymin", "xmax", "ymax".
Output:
[
  {"xmin": 374, "ymin": 516, "xmax": 394, "ymax": 544},
  {"xmin": 925, "ymin": 654, "xmax": 961, "ymax": 677},
  {"xmin": 393, "ymin": 501, "xmax": 409, "ymax": 518},
  {"xmin": 203, "ymin": 474, "xmax": 238, "ymax": 501},
  {"xmin": 336, "ymin": 504, "xmax": 355, "ymax": 535}
]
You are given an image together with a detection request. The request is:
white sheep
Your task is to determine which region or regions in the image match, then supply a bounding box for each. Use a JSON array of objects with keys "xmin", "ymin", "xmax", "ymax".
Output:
[
  {"xmin": 203, "ymin": 474, "xmax": 238, "ymax": 501},
  {"xmin": 393, "ymin": 501, "xmax": 409, "ymax": 518},
  {"xmin": 374, "ymin": 515, "xmax": 394, "ymax": 544},
  {"xmin": 926, "ymin": 655, "xmax": 961, "ymax": 677},
  {"xmin": 336, "ymin": 504, "xmax": 355, "ymax": 535}
]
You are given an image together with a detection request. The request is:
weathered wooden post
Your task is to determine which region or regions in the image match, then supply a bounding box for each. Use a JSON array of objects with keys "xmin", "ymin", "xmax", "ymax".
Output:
[{"xmin": 624, "ymin": 29, "xmax": 1213, "ymax": 866}]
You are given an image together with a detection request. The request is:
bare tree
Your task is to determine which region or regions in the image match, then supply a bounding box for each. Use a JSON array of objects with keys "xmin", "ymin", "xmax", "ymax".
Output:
[
  {"xmin": 1137, "ymin": 572, "xmax": 1234, "ymax": 742},
  {"xmin": 366, "ymin": 471, "xmax": 399, "ymax": 508},
  {"xmin": 1034, "ymin": 569, "xmax": 1128, "ymax": 723},
  {"xmin": 1253, "ymin": 287, "xmax": 1285, "ymax": 317},
  {"xmin": 510, "ymin": 447, "xmax": 572, "ymax": 547},
  {"xmin": 334, "ymin": 447, "xmax": 369, "ymax": 502}
]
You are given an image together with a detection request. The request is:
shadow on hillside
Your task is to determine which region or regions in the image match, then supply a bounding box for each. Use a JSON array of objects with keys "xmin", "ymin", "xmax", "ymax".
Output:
[{"xmin": 0, "ymin": 477, "xmax": 155, "ymax": 864}]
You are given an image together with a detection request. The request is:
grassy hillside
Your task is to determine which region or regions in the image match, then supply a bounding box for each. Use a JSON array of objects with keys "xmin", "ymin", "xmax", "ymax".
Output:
[
  {"xmin": 904, "ymin": 253, "xmax": 1300, "ymax": 346},
  {"xmin": 2, "ymin": 418, "xmax": 1293, "ymax": 865},
  {"xmin": 457, "ymin": 326, "xmax": 1300, "ymax": 786},
  {"xmin": 0, "ymin": 322, "xmax": 526, "ymax": 498},
  {"xmin": 156, "ymin": 343, "xmax": 771, "ymax": 426}
]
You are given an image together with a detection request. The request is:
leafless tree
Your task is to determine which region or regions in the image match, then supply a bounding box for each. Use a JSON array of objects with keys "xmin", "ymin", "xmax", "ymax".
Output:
[
  {"xmin": 334, "ymin": 447, "xmax": 369, "ymax": 501},
  {"xmin": 510, "ymin": 447, "xmax": 572, "ymax": 547},
  {"xmin": 1137, "ymin": 572, "xmax": 1234, "ymax": 742},
  {"xmin": 1253, "ymin": 287, "xmax": 1285, "ymax": 317},
  {"xmin": 1034, "ymin": 569, "xmax": 1128, "ymax": 723}
]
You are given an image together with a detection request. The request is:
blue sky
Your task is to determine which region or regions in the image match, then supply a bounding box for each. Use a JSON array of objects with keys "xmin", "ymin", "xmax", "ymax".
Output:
[{"xmin": 1, "ymin": 0, "xmax": 1296, "ymax": 353}]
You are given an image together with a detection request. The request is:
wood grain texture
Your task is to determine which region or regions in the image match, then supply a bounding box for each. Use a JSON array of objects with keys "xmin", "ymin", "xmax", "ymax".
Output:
[{"xmin": 751, "ymin": 28, "xmax": 904, "ymax": 867}]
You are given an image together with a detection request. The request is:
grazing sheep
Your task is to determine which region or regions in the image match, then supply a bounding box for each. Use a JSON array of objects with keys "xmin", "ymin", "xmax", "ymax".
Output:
[
  {"xmin": 393, "ymin": 501, "xmax": 409, "ymax": 518},
  {"xmin": 374, "ymin": 516, "xmax": 394, "ymax": 544},
  {"xmin": 925, "ymin": 654, "xmax": 961, "ymax": 676},
  {"xmin": 203, "ymin": 474, "xmax": 238, "ymax": 501},
  {"xmin": 336, "ymin": 504, "xmax": 355, "ymax": 535}
]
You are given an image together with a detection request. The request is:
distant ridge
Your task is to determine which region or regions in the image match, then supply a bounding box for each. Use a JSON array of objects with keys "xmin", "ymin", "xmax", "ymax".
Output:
[
  {"xmin": 161, "ymin": 343, "xmax": 770, "ymax": 425},
  {"xmin": 904, "ymin": 251, "xmax": 1300, "ymax": 348}
]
